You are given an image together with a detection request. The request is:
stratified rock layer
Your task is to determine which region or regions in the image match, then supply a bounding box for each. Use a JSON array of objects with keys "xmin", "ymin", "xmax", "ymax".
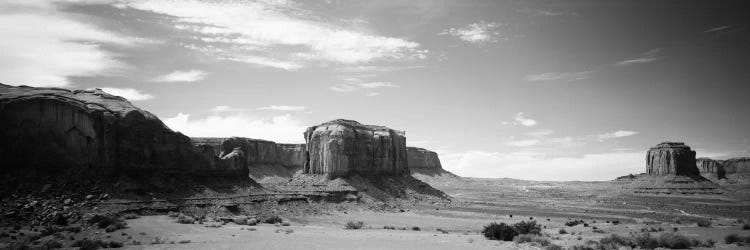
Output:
[
  {"xmin": 696, "ymin": 157, "xmax": 726, "ymax": 179},
  {"xmin": 304, "ymin": 119, "xmax": 408, "ymax": 177},
  {"xmin": 646, "ymin": 142, "xmax": 699, "ymax": 176},
  {"xmin": 191, "ymin": 137, "xmax": 305, "ymax": 169},
  {"xmin": 723, "ymin": 157, "xmax": 750, "ymax": 183},
  {"xmin": 0, "ymin": 84, "xmax": 206, "ymax": 175},
  {"xmin": 406, "ymin": 147, "xmax": 442, "ymax": 169}
]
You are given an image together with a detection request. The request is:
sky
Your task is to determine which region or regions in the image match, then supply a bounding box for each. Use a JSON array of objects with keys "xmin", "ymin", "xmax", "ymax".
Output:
[{"xmin": 1, "ymin": 0, "xmax": 749, "ymax": 181}]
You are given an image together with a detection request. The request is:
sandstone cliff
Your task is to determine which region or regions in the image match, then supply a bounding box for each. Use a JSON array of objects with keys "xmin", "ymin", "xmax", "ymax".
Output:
[
  {"xmin": 696, "ymin": 157, "xmax": 726, "ymax": 179},
  {"xmin": 191, "ymin": 137, "xmax": 305, "ymax": 169},
  {"xmin": 646, "ymin": 142, "xmax": 699, "ymax": 176},
  {"xmin": 0, "ymin": 84, "xmax": 208, "ymax": 175},
  {"xmin": 406, "ymin": 147, "xmax": 442, "ymax": 169},
  {"xmin": 304, "ymin": 119, "xmax": 408, "ymax": 177}
]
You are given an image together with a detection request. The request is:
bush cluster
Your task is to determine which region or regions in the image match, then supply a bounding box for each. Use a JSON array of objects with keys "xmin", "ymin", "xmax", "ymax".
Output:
[
  {"xmin": 482, "ymin": 220, "xmax": 542, "ymax": 241},
  {"xmin": 570, "ymin": 232, "xmax": 714, "ymax": 250},
  {"xmin": 345, "ymin": 221, "xmax": 364, "ymax": 230}
]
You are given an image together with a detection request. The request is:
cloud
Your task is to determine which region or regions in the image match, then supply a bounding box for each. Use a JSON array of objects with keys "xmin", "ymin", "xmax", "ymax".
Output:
[
  {"xmin": 704, "ymin": 25, "xmax": 731, "ymax": 33},
  {"xmin": 356, "ymin": 82, "xmax": 399, "ymax": 88},
  {"xmin": 150, "ymin": 70, "xmax": 207, "ymax": 82},
  {"xmin": 527, "ymin": 129, "xmax": 554, "ymax": 137},
  {"xmin": 502, "ymin": 112, "xmax": 537, "ymax": 127},
  {"xmin": 441, "ymin": 150, "xmax": 643, "ymax": 181},
  {"xmin": 440, "ymin": 21, "xmax": 504, "ymax": 44},
  {"xmin": 163, "ymin": 113, "xmax": 306, "ymax": 143},
  {"xmin": 0, "ymin": 1, "xmax": 134, "ymax": 87},
  {"xmin": 507, "ymin": 139, "xmax": 541, "ymax": 147},
  {"xmin": 257, "ymin": 105, "xmax": 307, "ymax": 111},
  {"xmin": 365, "ymin": 92, "xmax": 380, "ymax": 97},
  {"xmin": 124, "ymin": 0, "xmax": 426, "ymax": 69},
  {"xmin": 616, "ymin": 48, "xmax": 661, "ymax": 66},
  {"xmin": 97, "ymin": 87, "xmax": 154, "ymax": 101},
  {"xmin": 598, "ymin": 130, "xmax": 638, "ymax": 141},
  {"xmin": 330, "ymin": 84, "xmax": 357, "ymax": 92},
  {"xmin": 523, "ymin": 71, "xmax": 595, "ymax": 82},
  {"xmin": 441, "ymin": 21, "xmax": 501, "ymax": 44}
]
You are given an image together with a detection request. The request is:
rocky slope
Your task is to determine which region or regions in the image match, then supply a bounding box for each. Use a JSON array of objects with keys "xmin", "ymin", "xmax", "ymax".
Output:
[
  {"xmin": 0, "ymin": 84, "xmax": 209, "ymax": 176},
  {"xmin": 304, "ymin": 119, "xmax": 408, "ymax": 177}
]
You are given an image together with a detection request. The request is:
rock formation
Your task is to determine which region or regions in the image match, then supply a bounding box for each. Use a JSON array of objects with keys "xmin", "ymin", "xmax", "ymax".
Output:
[
  {"xmin": 0, "ymin": 84, "xmax": 208, "ymax": 175},
  {"xmin": 646, "ymin": 142, "xmax": 699, "ymax": 176},
  {"xmin": 696, "ymin": 157, "xmax": 726, "ymax": 179},
  {"xmin": 191, "ymin": 137, "xmax": 305, "ymax": 169},
  {"xmin": 630, "ymin": 142, "xmax": 721, "ymax": 195},
  {"xmin": 723, "ymin": 157, "xmax": 750, "ymax": 182},
  {"xmin": 406, "ymin": 147, "xmax": 442, "ymax": 169},
  {"xmin": 304, "ymin": 119, "xmax": 408, "ymax": 177}
]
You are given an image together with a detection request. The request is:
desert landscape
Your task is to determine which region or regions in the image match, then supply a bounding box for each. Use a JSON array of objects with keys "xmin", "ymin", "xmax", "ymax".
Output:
[
  {"xmin": 0, "ymin": 84, "xmax": 748, "ymax": 249},
  {"xmin": 2, "ymin": 0, "xmax": 749, "ymax": 249}
]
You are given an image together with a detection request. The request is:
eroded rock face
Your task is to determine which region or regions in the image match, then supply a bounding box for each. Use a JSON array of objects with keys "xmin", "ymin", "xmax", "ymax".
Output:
[
  {"xmin": 406, "ymin": 147, "xmax": 442, "ymax": 169},
  {"xmin": 0, "ymin": 84, "xmax": 204, "ymax": 175},
  {"xmin": 723, "ymin": 157, "xmax": 750, "ymax": 175},
  {"xmin": 646, "ymin": 142, "xmax": 699, "ymax": 176},
  {"xmin": 696, "ymin": 158, "xmax": 726, "ymax": 179},
  {"xmin": 304, "ymin": 119, "xmax": 408, "ymax": 177},
  {"xmin": 191, "ymin": 137, "xmax": 305, "ymax": 169}
]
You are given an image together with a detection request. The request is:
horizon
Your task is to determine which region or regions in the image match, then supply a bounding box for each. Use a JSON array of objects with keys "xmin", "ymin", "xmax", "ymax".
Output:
[{"xmin": 1, "ymin": 0, "xmax": 749, "ymax": 181}]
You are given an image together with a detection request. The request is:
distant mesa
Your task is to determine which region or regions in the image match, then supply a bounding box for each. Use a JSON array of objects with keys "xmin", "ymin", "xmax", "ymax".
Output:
[
  {"xmin": 696, "ymin": 157, "xmax": 726, "ymax": 180},
  {"xmin": 646, "ymin": 142, "xmax": 699, "ymax": 176},
  {"xmin": 407, "ymin": 147, "xmax": 443, "ymax": 170},
  {"xmin": 629, "ymin": 142, "xmax": 722, "ymax": 195},
  {"xmin": 304, "ymin": 119, "xmax": 409, "ymax": 178},
  {"xmin": 191, "ymin": 137, "xmax": 305, "ymax": 179}
]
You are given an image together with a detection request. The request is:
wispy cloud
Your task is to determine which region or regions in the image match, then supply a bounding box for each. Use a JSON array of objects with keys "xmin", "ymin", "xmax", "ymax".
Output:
[
  {"xmin": 257, "ymin": 105, "xmax": 307, "ymax": 111},
  {"xmin": 330, "ymin": 74, "xmax": 399, "ymax": 94},
  {"xmin": 440, "ymin": 21, "xmax": 504, "ymax": 45},
  {"xmin": 507, "ymin": 139, "xmax": 541, "ymax": 147},
  {"xmin": 523, "ymin": 70, "xmax": 595, "ymax": 82},
  {"xmin": 704, "ymin": 25, "xmax": 731, "ymax": 33},
  {"xmin": 502, "ymin": 112, "xmax": 537, "ymax": 127},
  {"xmin": 597, "ymin": 130, "xmax": 638, "ymax": 141},
  {"xmin": 616, "ymin": 48, "xmax": 661, "ymax": 66},
  {"xmin": 124, "ymin": 0, "xmax": 426, "ymax": 70},
  {"xmin": 96, "ymin": 87, "xmax": 154, "ymax": 101},
  {"xmin": 0, "ymin": 1, "xmax": 136, "ymax": 87},
  {"xmin": 150, "ymin": 69, "xmax": 207, "ymax": 82}
]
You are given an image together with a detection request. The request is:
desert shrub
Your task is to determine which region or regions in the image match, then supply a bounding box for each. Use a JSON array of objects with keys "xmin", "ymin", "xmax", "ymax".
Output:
[
  {"xmin": 565, "ymin": 220, "xmax": 584, "ymax": 227},
  {"xmin": 178, "ymin": 240, "xmax": 191, "ymax": 244},
  {"xmin": 583, "ymin": 223, "xmax": 589, "ymax": 227},
  {"xmin": 514, "ymin": 234, "xmax": 551, "ymax": 246},
  {"xmin": 724, "ymin": 234, "xmax": 749, "ymax": 245},
  {"xmin": 592, "ymin": 229, "xmax": 606, "ymax": 234},
  {"xmin": 176, "ymin": 214, "xmax": 195, "ymax": 224},
  {"xmin": 545, "ymin": 244, "xmax": 563, "ymax": 250},
  {"xmin": 89, "ymin": 215, "xmax": 124, "ymax": 229},
  {"xmin": 72, "ymin": 239, "xmax": 106, "ymax": 250},
  {"xmin": 482, "ymin": 222, "xmax": 518, "ymax": 241},
  {"xmin": 383, "ymin": 225, "xmax": 395, "ymax": 230},
  {"xmin": 634, "ymin": 233, "xmax": 659, "ymax": 249},
  {"xmin": 436, "ymin": 228, "xmax": 448, "ymax": 234},
  {"xmin": 515, "ymin": 220, "xmax": 542, "ymax": 235},
  {"xmin": 599, "ymin": 234, "xmax": 633, "ymax": 249},
  {"xmin": 281, "ymin": 222, "xmax": 291, "ymax": 226},
  {"xmin": 742, "ymin": 223, "xmax": 750, "ymax": 230},
  {"xmin": 558, "ymin": 228, "xmax": 568, "ymax": 234},
  {"xmin": 695, "ymin": 218, "xmax": 711, "ymax": 227},
  {"xmin": 657, "ymin": 232, "xmax": 694, "ymax": 249},
  {"xmin": 411, "ymin": 226, "xmax": 421, "ymax": 231},
  {"xmin": 42, "ymin": 240, "xmax": 63, "ymax": 249},
  {"xmin": 611, "ymin": 220, "xmax": 620, "ymax": 225},
  {"xmin": 122, "ymin": 213, "xmax": 140, "ymax": 220},
  {"xmin": 263, "ymin": 215, "xmax": 283, "ymax": 224},
  {"xmin": 107, "ymin": 241, "xmax": 123, "ymax": 248},
  {"xmin": 344, "ymin": 221, "xmax": 364, "ymax": 230}
]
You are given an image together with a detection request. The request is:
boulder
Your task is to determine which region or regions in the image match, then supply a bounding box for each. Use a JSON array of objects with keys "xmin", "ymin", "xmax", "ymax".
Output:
[
  {"xmin": 696, "ymin": 157, "xmax": 725, "ymax": 179},
  {"xmin": 0, "ymin": 84, "xmax": 205, "ymax": 176},
  {"xmin": 406, "ymin": 147, "xmax": 442, "ymax": 169},
  {"xmin": 645, "ymin": 142, "xmax": 699, "ymax": 176},
  {"xmin": 304, "ymin": 119, "xmax": 408, "ymax": 177}
]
